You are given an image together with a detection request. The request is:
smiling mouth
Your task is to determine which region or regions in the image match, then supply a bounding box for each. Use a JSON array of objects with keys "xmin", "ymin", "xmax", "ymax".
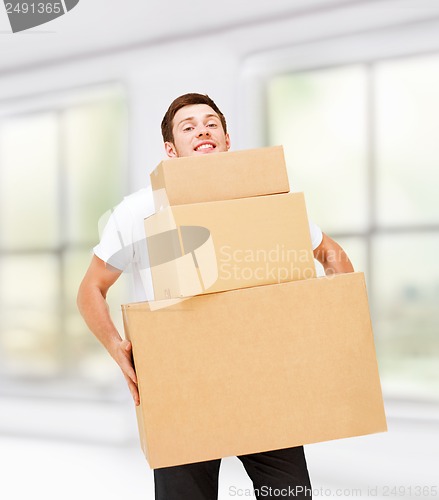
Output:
[{"xmin": 195, "ymin": 143, "xmax": 216, "ymax": 152}]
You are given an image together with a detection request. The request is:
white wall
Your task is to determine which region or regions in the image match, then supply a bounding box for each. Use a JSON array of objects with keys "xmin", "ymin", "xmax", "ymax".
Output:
[
  {"xmin": 2, "ymin": 0, "xmax": 439, "ymax": 193},
  {"xmin": 1, "ymin": 3, "xmax": 439, "ymax": 497}
]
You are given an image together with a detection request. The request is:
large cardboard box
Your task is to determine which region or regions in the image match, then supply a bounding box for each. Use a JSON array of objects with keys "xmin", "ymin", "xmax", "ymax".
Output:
[
  {"xmin": 150, "ymin": 146, "xmax": 289, "ymax": 209},
  {"xmin": 144, "ymin": 192, "xmax": 316, "ymax": 300},
  {"xmin": 122, "ymin": 272, "xmax": 387, "ymax": 469}
]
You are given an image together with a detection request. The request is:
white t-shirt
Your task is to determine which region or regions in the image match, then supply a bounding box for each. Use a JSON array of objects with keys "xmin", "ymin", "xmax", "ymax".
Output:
[
  {"xmin": 93, "ymin": 187, "xmax": 323, "ymax": 302},
  {"xmin": 94, "ymin": 187, "xmax": 156, "ymax": 302}
]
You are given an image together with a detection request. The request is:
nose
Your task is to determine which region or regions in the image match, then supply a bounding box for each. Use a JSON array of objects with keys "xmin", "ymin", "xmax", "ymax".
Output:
[{"xmin": 196, "ymin": 126, "xmax": 210, "ymax": 138}]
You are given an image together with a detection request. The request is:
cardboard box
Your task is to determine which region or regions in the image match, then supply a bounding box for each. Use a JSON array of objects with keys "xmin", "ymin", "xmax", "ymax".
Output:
[
  {"xmin": 145, "ymin": 192, "xmax": 316, "ymax": 300},
  {"xmin": 150, "ymin": 146, "xmax": 289, "ymax": 209},
  {"xmin": 122, "ymin": 272, "xmax": 387, "ymax": 469}
]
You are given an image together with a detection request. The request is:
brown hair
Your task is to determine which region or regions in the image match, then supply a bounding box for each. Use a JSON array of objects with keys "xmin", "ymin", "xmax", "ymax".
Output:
[{"xmin": 161, "ymin": 93, "xmax": 227, "ymax": 143}]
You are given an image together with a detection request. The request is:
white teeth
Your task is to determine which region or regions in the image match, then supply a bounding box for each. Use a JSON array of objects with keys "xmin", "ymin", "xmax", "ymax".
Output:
[{"xmin": 196, "ymin": 144, "xmax": 214, "ymax": 151}]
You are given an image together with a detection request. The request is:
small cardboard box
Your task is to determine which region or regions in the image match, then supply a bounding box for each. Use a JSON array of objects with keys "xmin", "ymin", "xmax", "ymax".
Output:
[
  {"xmin": 122, "ymin": 272, "xmax": 387, "ymax": 469},
  {"xmin": 144, "ymin": 192, "xmax": 316, "ymax": 300},
  {"xmin": 150, "ymin": 146, "xmax": 289, "ymax": 209}
]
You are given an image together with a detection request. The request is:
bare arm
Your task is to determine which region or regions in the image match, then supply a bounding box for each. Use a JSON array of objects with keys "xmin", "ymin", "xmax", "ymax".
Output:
[
  {"xmin": 77, "ymin": 255, "xmax": 140, "ymax": 405},
  {"xmin": 313, "ymin": 232, "xmax": 354, "ymax": 275}
]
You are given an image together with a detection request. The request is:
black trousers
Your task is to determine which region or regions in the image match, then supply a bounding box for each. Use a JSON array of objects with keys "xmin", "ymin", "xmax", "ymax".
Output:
[{"xmin": 154, "ymin": 446, "xmax": 312, "ymax": 499}]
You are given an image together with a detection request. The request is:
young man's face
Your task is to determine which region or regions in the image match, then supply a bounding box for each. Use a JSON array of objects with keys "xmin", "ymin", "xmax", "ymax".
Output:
[{"xmin": 165, "ymin": 104, "xmax": 231, "ymax": 158}]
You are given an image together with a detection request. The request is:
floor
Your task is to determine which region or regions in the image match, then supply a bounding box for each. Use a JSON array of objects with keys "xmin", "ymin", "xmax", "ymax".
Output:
[{"xmin": 1, "ymin": 399, "xmax": 438, "ymax": 500}]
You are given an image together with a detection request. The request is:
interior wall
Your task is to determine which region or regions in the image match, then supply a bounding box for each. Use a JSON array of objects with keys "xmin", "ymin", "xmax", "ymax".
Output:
[
  {"xmin": 1, "ymin": 0, "xmax": 439, "ymax": 452},
  {"xmin": 2, "ymin": 0, "xmax": 439, "ymax": 194},
  {"xmin": 0, "ymin": 37, "xmax": 241, "ymax": 193}
]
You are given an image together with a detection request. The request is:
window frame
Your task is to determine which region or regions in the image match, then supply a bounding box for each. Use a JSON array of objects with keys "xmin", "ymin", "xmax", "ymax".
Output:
[
  {"xmin": 237, "ymin": 21, "xmax": 439, "ymax": 403},
  {"xmin": 0, "ymin": 83, "xmax": 130, "ymax": 401}
]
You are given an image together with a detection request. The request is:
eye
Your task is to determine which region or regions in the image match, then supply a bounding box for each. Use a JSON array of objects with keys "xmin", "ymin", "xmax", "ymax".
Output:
[
  {"xmin": 183, "ymin": 126, "xmax": 194, "ymax": 132},
  {"xmin": 207, "ymin": 123, "xmax": 218, "ymax": 128}
]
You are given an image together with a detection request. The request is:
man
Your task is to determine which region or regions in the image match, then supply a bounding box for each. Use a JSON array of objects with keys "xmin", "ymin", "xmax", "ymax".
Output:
[{"xmin": 77, "ymin": 93, "xmax": 354, "ymax": 499}]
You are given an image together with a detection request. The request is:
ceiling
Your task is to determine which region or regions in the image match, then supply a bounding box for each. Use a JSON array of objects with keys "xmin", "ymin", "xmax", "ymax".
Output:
[{"xmin": 0, "ymin": 0, "xmax": 362, "ymax": 73}]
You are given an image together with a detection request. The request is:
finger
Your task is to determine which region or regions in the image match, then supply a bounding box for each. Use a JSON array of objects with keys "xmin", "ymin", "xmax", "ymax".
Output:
[
  {"xmin": 120, "ymin": 356, "xmax": 138, "ymax": 384},
  {"xmin": 124, "ymin": 373, "xmax": 140, "ymax": 405},
  {"xmin": 123, "ymin": 372, "xmax": 137, "ymax": 397},
  {"xmin": 122, "ymin": 339, "xmax": 132, "ymax": 352}
]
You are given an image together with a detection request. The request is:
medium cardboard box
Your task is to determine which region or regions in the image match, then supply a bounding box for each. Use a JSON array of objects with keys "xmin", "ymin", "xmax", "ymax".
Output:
[
  {"xmin": 150, "ymin": 146, "xmax": 289, "ymax": 209},
  {"xmin": 144, "ymin": 192, "xmax": 316, "ymax": 300},
  {"xmin": 122, "ymin": 272, "xmax": 387, "ymax": 469}
]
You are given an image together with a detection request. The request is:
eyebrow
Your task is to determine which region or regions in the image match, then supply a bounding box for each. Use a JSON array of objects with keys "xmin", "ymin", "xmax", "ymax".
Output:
[{"xmin": 176, "ymin": 113, "xmax": 219, "ymax": 128}]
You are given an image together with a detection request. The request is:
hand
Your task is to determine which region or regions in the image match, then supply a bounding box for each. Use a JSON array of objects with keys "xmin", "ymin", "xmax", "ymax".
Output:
[{"xmin": 113, "ymin": 339, "xmax": 140, "ymax": 406}]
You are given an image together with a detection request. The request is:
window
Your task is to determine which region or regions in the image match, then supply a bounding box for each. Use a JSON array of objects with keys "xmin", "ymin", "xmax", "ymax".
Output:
[
  {"xmin": 267, "ymin": 55, "xmax": 439, "ymax": 400},
  {"xmin": 0, "ymin": 86, "xmax": 128, "ymax": 395}
]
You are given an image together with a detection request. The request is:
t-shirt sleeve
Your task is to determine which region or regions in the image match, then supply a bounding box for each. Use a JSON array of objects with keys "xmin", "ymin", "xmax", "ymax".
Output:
[
  {"xmin": 93, "ymin": 201, "xmax": 135, "ymax": 271},
  {"xmin": 308, "ymin": 219, "xmax": 323, "ymax": 251}
]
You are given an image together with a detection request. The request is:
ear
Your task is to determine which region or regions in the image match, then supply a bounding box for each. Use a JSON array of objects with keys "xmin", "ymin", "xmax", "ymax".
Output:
[
  {"xmin": 225, "ymin": 133, "xmax": 231, "ymax": 151},
  {"xmin": 164, "ymin": 141, "xmax": 178, "ymax": 158}
]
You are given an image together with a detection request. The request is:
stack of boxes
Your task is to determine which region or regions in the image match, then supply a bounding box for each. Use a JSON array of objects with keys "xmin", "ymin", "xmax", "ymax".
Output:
[{"xmin": 122, "ymin": 146, "xmax": 387, "ymax": 469}]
